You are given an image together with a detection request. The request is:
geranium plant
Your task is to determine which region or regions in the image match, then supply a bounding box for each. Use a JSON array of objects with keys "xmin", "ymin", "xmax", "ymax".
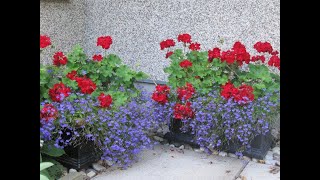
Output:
[
  {"xmin": 40, "ymin": 35, "xmax": 157, "ymax": 168},
  {"xmin": 151, "ymin": 33, "xmax": 280, "ymax": 155}
]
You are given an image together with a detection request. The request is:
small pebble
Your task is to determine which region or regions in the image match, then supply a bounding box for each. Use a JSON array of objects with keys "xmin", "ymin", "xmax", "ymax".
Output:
[
  {"xmin": 69, "ymin": 168, "xmax": 77, "ymax": 173},
  {"xmin": 218, "ymin": 151, "xmax": 227, "ymax": 157}
]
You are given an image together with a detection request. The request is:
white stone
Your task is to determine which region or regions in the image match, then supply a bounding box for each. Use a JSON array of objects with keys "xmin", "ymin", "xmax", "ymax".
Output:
[
  {"xmin": 105, "ymin": 160, "xmax": 114, "ymax": 166},
  {"xmin": 194, "ymin": 149, "xmax": 203, "ymax": 153},
  {"xmin": 228, "ymin": 153, "xmax": 238, "ymax": 158},
  {"xmin": 179, "ymin": 145, "xmax": 184, "ymax": 149},
  {"xmin": 241, "ymin": 156, "xmax": 251, "ymax": 161},
  {"xmin": 273, "ymin": 153, "xmax": 280, "ymax": 161},
  {"xmin": 219, "ymin": 151, "xmax": 227, "ymax": 157},
  {"xmin": 212, "ymin": 150, "xmax": 219, "ymax": 155},
  {"xmin": 265, "ymin": 159, "xmax": 277, "ymax": 166},
  {"xmin": 87, "ymin": 171, "xmax": 96, "ymax": 178},
  {"xmin": 169, "ymin": 144, "xmax": 175, "ymax": 148},
  {"xmin": 272, "ymin": 147, "xmax": 280, "ymax": 155},
  {"xmin": 69, "ymin": 168, "xmax": 77, "ymax": 173},
  {"xmin": 153, "ymin": 136, "xmax": 164, "ymax": 142},
  {"xmin": 252, "ymin": 158, "xmax": 259, "ymax": 163},
  {"xmin": 200, "ymin": 147, "xmax": 205, "ymax": 152},
  {"xmin": 265, "ymin": 151, "xmax": 274, "ymax": 161},
  {"xmin": 92, "ymin": 163, "xmax": 107, "ymax": 172}
]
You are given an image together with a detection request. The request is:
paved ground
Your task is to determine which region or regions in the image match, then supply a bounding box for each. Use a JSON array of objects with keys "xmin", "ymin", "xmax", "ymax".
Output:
[{"xmin": 93, "ymin": 144, "xmax": 280, "ymax": 180}]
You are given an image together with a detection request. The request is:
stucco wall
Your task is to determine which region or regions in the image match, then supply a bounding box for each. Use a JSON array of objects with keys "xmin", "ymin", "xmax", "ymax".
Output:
[
  {"xmin": 40, "ymin": 0, "xmax": 86, "ymax": 64},
  {"xmin": 41, "ymin": 0, "xmax": 280, "ymax": 81}
]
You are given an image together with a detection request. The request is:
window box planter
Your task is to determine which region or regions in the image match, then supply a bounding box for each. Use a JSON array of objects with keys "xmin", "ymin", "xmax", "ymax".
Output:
[
  {"xmin": 164, "ymin": 118, "xmax": 199, "ymax": 148},
  {"xmin": 54, "ymin": 140, "xmax": 101, "ymax": 170},
  {"xmin": 223, "ymin": 132, "xmax": 273, "ymax": 160},
  {"xmin": 53, "ymin": 128, "xmax": 102, "ymax": 170},
  {"xmin": 164, "ymin": 118, "xmax": 273, "ymax": 159}
]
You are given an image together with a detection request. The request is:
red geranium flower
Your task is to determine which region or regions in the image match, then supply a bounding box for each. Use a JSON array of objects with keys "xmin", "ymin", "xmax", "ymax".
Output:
[
  {"xmin": 271, "ymin": 51, "xmax": 279, "ymax": 55},
  {"xmin": 97, "ymin": 36, "xmax": 113, "ymax": 50},
  {"xmin": 40, "ymin": 35, "xmax": 51, "ymax": 49},
  {"xmin": 177, "ymin": 33, "xmax": 192, "ymax": 43},
  {"xmin": 251, "ymin": 55, "xmax": 266, "ymax": 63},
  {"xmin": 189, "ymin": 42, "xmax": 201, "ymax": 51},
  {"xmin": 49, "ymin": 82, "xmax": 71, "ymax": 102},
  {"xmin": 155, "ymin": 85, "xmax": 170, "ymax": 93},
  {"xmin": 232, "ymin": 41, "xmax": 251, "ymax": 65},
  {"xmin": 75, "ymin": 77, "xmax": 97, "ymax": 94},
  {"xmin": 173, "ymin": 102, "xmax": 194, "ymax": 120},
  {"xmin": 177, "ymin": 83, "xmax": 195, "ymax": 101},
  {"xmin": 152, "ymin": 85, "xmax": 170, "ymax": 104},
  {"xmin": 268, "ymin": 55, "xmax": 280, "ymax": 70},
  {"xmin": 221, "ymin": 81, "xmax": 236, "ymax": 99},
  {"xmin": 66, "ymin": 70, "xmax": 78, "ymax": 80},
  {"xmin": 221, "ymin": 82, "xmax": 255, "ymax": 103},
  {"xmin": 92, "ymin": 54, "xmax": 103, "ymax": 61},
  {"xmin": 165, "ymin": 51, "xmax": 174, "ymax": 58},
  {"xmin": 221, "ymin": 50, "xmax": 236, "ymax": 64},
  {"xmin": 208, "ymin": 48, "xmax": 221, "ymax": 62},
  {"xmin": 160, "ymin": 39, "xmax": 175, "ymax": 50},
  {"xmin": 179, "ymin": 60, "xmax": 193, "ymax": 68},
  {"xmin": 253, "ymin": 41, "xmax": 273, "ymax": 54},
  {"xmin": 40, "ymin": 104, "xmax": 58, "ymax": 122},
  {"xmin": 98, "ymin": 93, "xmax": 113, "ymax": 108},
  {"xmin": 53, "ymin": 52, "xmax": 68, "ymax": 66}
]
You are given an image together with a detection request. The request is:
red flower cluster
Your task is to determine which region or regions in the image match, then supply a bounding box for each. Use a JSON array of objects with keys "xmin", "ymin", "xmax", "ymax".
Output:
[
  {"xmin": 189, "ymin": 42, "xmax": 201, "ymax": 51},
  {"xmin": 221, "ymin": 82, "xmax": 254, "ymax": 103},
  {"xmin": 268, "ymin": 55, "xmax": 280, "ymax": 70},
  {"xmin": 251, "ymin": 55, "xmax": 266, "ymax": 63},
  {"xmin": 232, "ymin": 41, "xmax": 251, "ymax": 65},
  {"xmin": 254, "ymin": 42, "xmax": 273, "ymax": 54},
  {"xmin": 98, "ymin": 93, "xmax": 113, "ymax": 108},
  {"xmin": 233, "ymin": 84, "xmax": 254, "ymax": 103},
  {"xmin": 92, "ymin": 54, "xmax": 103, "ymax": 62},
  {"xmin": 152, "ymin": 85, "xmax": 170, "ymax": 104},
  {"xmin": 66, "ymin": 70, "xmax": 78, "ymax": 80},
  {"xmin": 40, "ymin": 104, "xmax": 58, "ymax": 122},
  {"xmin": 221, "ymin": 50, "xmax": 235, "ymax": 64},
  {"xmin": 174, "ymin": 102, "xmax": 194, "ymax": 120},
  {"xmin": 208, "ymin": 47, "xmax": 221, "ymax": 62},
  {"xmin": 165, "ymin": 51, "xmax": 174, "ymax": 58},
  {"xmin": 97, "ymin": 36, "xmax": 113, "ymax": 50},
  {"xmin": 53, "ymin": 52, "xmax": 68, "ymax": 66},
  {"xmin": 221, "ymin": 42, "xmax": 251, "ymax": 66},
  {"xmin": 40, "ymin": 35, "xmax": 51, "ymax": 49},
  {"xmin": 49, "ymin": 82, "xmax": 71, "ymax": 102},
  {"xmin": 160, "ymin": 39, "xmax": 175, "ymax": 50},
  {"xmin": 179, "ymin": 60, "xmax": 193, "ymax": 68},
  {"xmin": 177, "ymin": 83, "xmax": 195, "ymax": 101},
  {"xmin": 75, "ymin": 77, "xmax": 97, "ymax": 94},
  {"xmin": 177, "ymin": 33, "xmax": 192, "ymax": 43}
]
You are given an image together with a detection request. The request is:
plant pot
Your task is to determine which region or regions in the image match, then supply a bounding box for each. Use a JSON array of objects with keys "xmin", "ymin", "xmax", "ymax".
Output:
[
  {"xmin": 163, "ymin": 118, "xmax": 199, "ymax": 148},
  {"xmin": 223, "ymin": 132, "xmax": 273, "ymax": 159},
  {"xmin": 54, "ymin": 128, "xmax": 101, "ymax": 170}
]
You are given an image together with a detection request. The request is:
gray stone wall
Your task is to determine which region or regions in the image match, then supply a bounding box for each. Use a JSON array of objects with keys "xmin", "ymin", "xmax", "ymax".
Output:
[
  {"xmin": 40, "ymin": 0, "xmax": 86, "ymax": 64},
  {"xmin": 41, "ymin": 0, "xmax": 280, "ymax": 81}
]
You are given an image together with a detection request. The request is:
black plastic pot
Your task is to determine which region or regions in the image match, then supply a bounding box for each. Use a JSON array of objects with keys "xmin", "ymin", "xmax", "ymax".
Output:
[
  {"xmin": 164, "ymin": 118, "xmax": 199, "ymax": 148},
  {"xmin": 223, "ymin": 132, "xmax": 273, "ymax": 159},
  {"xmin": 54, "ymin": 128, "xmax": 101, "ymax": 170},
  {"xmin": 55, "ymin": 140, "xmax": 101, "ymax": 170}
]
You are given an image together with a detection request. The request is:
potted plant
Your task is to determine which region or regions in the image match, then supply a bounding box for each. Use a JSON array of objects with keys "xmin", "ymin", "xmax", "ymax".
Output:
[
  {"xmin": 40, "ymin": 35, "xmax": 158, "ymax": 169},
  {"xmin": 151, "ymin": 33, "xmax": 280, "ymax": 158}
]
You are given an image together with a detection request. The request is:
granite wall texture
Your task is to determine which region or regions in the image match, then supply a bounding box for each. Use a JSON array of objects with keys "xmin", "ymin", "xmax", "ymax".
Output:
[
  {"xmin": 40, "ymin": 0, "xmax": 280, "ymax": 81},
  {"xmin": 40, "ymin": 0, "xmax": 86, "ymax": 65}
]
